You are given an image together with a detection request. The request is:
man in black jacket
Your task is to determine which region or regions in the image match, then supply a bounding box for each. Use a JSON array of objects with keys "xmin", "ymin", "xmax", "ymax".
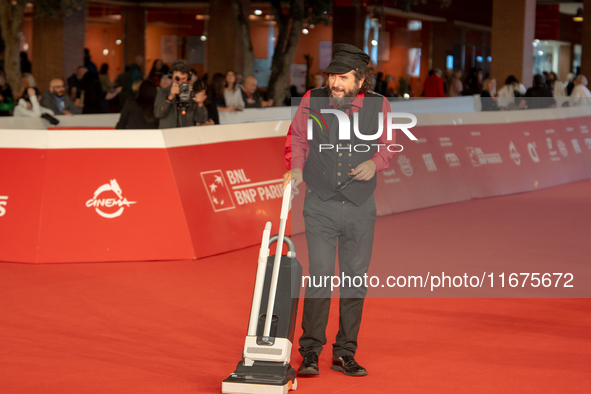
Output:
[
  {"xmin": 154, "ymin": 60, "xmax": 199, "ymax": 128},
  {"xmin": 283, "ymin": 44, "xmax": 395, "ymax": 377},
  {"xmin": 524, "ymin": 74, "xmax": 556, "ymax": 109}
]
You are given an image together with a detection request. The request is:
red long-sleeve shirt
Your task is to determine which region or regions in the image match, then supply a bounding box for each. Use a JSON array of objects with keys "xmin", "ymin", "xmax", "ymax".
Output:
[{"xmin": 423, "ymin": 74, "xmax": 445, "ymax": 98}]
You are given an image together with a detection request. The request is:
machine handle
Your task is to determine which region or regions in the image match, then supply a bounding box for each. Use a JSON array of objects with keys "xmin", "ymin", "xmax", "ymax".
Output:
[
  {"xmin": 268, "ymin": 235, "xmax": 295, "ymax": 254},
  {"xmin": 280, "ymin": 180, "xmax": 294, "ymax": 220}
]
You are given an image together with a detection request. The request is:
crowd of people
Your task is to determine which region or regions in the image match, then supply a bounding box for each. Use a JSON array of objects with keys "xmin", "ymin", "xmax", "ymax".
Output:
[
  {"xmin": 420, "ymin": 66, "xmax": 591, "ymax": 110},
  {"xmin": 0, "ymin": 50, "xmax": 279, "ymax": 129},
  {"xmin": 2, "ymin": 49, "xmax": 590, "ymax": 127}
]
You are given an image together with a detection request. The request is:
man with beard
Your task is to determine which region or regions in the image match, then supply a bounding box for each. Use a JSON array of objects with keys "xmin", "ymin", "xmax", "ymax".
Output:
[
  {"xmin": 282, "ymin": 44, "xmax": 394, "ymax": 377},
  {"xmin": 40, "ymin": 79, "xmax": 82, "ymax": 116}
]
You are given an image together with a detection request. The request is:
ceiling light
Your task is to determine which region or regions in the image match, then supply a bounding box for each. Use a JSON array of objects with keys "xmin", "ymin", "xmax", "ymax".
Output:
[{"xmin": 573, "ymin": 8, "xmax": 583, "ymax": 22}]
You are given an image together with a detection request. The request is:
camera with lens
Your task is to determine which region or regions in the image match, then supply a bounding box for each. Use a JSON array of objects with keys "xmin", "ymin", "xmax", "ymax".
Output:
[{"xmin": 175, "ymin": 77, "xmax": 193, "ymax": 115}]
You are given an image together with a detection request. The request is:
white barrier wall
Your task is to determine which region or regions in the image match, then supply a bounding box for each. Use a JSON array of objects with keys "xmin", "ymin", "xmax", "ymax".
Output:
[
  {"xmin": 0, "ymin": 96, "xmax": 482, "ymax": 130},
  {"xmin": 0, "ymin": 109, "xmax": 291, "ymax": 129}
]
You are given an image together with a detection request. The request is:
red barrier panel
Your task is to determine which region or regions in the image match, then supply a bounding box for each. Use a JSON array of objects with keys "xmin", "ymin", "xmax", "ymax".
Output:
[
  {"xmin": 369, "ymin": 117, "xmax": 591, "ymax": 215},
  {"xmin": 0, "ymin": 149, "xmax": 46, "ymax": 262},
  {"xmin": 166, "ymin": 138, "xmax": 291, "ymax": 259},
  {"xmin": 34, "ymin": 148, "xmax": 195, "ymax": 263},
  {"xmin": 0, "ymin": 146, "xmax": 195, "ymax": 263},
  {"xmin": 291, "ymin": 116, "xmax": 591, "ymax": 234},
  {"xmin": 1, "ymin": 114, "xmax": 590, "ymax": 263}
]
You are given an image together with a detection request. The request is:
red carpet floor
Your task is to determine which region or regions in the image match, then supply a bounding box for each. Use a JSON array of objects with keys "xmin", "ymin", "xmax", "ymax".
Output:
[{"xmin": 1, "ymin": 181, "xmax": 591, "ymax": 393}]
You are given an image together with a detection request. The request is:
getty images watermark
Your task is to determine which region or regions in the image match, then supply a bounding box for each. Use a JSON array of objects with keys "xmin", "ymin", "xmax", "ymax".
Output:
[{"xmin": 304, "ymin": 108, "xmax": 419, "ymax": 152}]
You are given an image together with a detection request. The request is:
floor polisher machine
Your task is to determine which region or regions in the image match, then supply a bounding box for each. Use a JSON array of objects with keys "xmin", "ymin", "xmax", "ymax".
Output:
[{"xmin": 222, "ymin": 181, "xmax": 302, "ymax": 394}]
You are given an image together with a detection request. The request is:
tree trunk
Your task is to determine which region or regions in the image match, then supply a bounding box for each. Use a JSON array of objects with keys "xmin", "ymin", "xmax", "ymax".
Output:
[
  {"xmin": 0, "ymin": 0, "xmax": 26, "ymax": 95},
  {"xmin": 231, "ymin": 0, "xmax": 254, "ymax": 77},
  {"xmin": 267, "ymin": 0, "xmax": 305, "ymax": 106}
]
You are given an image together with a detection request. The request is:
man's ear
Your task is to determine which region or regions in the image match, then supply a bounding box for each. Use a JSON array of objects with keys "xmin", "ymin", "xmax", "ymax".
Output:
[{"xmin": 358, "ymin": 77, "xmax": 365, "ymax": 89}]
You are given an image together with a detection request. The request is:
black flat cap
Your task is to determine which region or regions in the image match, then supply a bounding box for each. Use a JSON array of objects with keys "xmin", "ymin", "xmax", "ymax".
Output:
[{"xmin": 323, "ymin": 43, "xmax": 370, "ymax": 74}]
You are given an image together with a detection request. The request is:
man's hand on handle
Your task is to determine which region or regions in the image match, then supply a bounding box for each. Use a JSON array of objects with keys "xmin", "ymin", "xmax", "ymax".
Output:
[
  {"xmin": 283, "ymin": 168, "xmax": 303, "ymax": 190},
  {"xmin": 282, "ymin": 162, "xmax": 376, "ymax": 191}
]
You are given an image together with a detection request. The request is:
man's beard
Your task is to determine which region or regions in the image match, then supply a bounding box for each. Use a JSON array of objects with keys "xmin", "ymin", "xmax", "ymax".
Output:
[
  {"xmin": 53, "ymin": 90, "xmax": 64, "ymax": 98},
  {"xmin": 326, "ymin": 84, "xmax": 360, "ymax": 109}
]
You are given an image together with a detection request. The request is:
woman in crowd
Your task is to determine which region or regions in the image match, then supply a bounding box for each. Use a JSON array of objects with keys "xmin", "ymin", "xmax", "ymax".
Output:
[
  {"xmin": 447, "ymin": 68, "xmax": 463, "ymax": 97},
  {"xmin": 116, "ymin": 80, "xmax": 159, "ymax": 129},
  {"xmin": 99, "ymin": 63, "xmax": 121, "ymax": 112},
  {"xmin": 99, "ymin": 63, "xmax": 115, "ymax": 93},
  {"xmin": 498, "ymin": 75, "xmax": 526, "ymax": 97},
  {"xmin": 14, "ymin": 87, "xmax": 54, "ymax": 117},
  {"xmin": 193, "ymin": 79, "xmax": 219, "ymax": 126},
  {"xmin": 16, "ymin": 72, "xmax": 37, "ymax": 100},
  {"xmin": 0, "ymin": 69, "xmax": 15, "ymax": 116},
  {"xmin": 223, "ymin": 70, "xmax": 244, "ymax": 112},
  {"xmin": 565, "ymin": 73, "xmax": 576, "ymax": 96},
  {"xmin": 497, "ymin": 75, "xmax": 526, "ymax": 109},
  {"xmin": 209, "ymin": 72, "xmax": 234, "ymax": 112},
  {"xmin": 547, "ymin": 72, "xmax": 566, "ymax": 98},
  {"xmin": 465, "ymin": 67, "xmax": 483, "ymax": 95},
  {"xmin": 79, "ymin": 72, "xmax": 122, "ymax": 114},
  {"xmin": 480, "ymin": 77, "xmax": 500, "ymax": 111},
  {"xmin": 148, "ymin": 59, "xmax": 169, "ymax": 86}
]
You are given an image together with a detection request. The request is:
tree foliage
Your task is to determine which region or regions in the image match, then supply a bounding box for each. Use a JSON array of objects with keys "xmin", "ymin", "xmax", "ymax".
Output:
[
  {"xmin": 270, "ymin": 0, "xmax": 332, "ymax": 104},
  {"xmin": 232, "ymin": 0, "xmax": 451, "ymax": 105},
  {"xmin": 34, "ymin": 0, "xmax": 82, "ymax": 18}
]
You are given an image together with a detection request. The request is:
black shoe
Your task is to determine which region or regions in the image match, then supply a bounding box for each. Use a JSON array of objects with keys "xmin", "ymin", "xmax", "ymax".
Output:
[
  {"xmin": 331, "ymin": 355, "xmax": 367, "ymax": 376},
  {"xmin": 298, "ymin": 353, "xmax": 319, "ymax": 375}
]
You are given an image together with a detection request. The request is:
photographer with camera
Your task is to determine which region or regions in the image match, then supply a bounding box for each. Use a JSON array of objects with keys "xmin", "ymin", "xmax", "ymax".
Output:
[{"xmin": 154, "ymin": 59, "xmax": 197, "ymax": 128}]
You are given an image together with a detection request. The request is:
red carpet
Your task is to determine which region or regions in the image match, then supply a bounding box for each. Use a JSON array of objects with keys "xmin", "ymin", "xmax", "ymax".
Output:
[{"xmin": 1, "ymin": 181, "xmax": 591, "ymax": 393}]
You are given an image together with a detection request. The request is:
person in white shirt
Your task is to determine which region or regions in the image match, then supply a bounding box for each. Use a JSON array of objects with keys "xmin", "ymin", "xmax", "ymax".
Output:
[
  {"xmin": 547, "ymin": 72, "xmax": 566, "ymax": 97},
  {"xmin": 570, "ymin": 75, "xmax": 591, "ymax": 106},
  {"xmin": 222, "ymin": 70, "xmax": 245, "ymax": 111},
  {"xmin": 497, "ymin": 75, "xmax": 527, "ymax": 109},
  {"xmin": 14, "ymin": 87, "xmax": 55, "ymax": 117}
]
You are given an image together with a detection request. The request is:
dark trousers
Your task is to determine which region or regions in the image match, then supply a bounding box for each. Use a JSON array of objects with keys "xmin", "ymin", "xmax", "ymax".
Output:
[{"xmin": 299, "ymin": 189, "xmax": 376, "ymax": 358}]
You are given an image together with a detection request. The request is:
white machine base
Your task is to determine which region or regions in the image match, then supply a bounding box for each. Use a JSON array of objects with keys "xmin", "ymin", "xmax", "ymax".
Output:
[
  {"xmin": 222, "ymin": 378, "xmax": 297, "ymax": 394},
  {"xmin": 243, "ymin": 337, "xmax": 293, "ymax": 363}
]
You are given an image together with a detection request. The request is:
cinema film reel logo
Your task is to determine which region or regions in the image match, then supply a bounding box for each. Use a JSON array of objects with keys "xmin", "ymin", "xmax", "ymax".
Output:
[{"xmin": 86, "ymin": 179, "xmax": 136, "ymax": 218}]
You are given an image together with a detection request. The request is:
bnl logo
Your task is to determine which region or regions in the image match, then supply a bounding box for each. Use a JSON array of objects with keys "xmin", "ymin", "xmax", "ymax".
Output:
[{"xmin": 303, "ymin": 108, "xmax": 418, "ymax": 152}]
